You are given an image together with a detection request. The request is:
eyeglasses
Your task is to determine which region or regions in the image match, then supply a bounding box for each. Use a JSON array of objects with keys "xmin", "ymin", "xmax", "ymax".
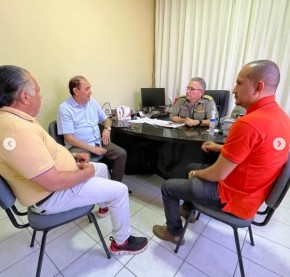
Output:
[{"xmin": 185, "ymin": 87, "xmax": 203, "ymax": 92}]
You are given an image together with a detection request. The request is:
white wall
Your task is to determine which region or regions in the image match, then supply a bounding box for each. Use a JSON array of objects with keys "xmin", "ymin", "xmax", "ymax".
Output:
[{"xmin": 0, "ymin": 0, "xmax": 155, "ymax": 129}]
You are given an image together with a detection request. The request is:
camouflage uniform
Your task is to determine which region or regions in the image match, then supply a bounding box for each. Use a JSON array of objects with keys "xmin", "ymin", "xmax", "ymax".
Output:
[
  {"xmin": 231, "ymin": 105, "xmax": 246, "ymax": 118},
  {"xmin": 171, "ymin": 95, "xmax": 219, "ymax": 121}
]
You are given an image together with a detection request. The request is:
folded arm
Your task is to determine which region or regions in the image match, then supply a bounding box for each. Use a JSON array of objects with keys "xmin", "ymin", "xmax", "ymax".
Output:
[
  {"xmin": 171, "ymin": 115, "xmax": 186, "ymax": 123},
  {"xmin": 31, "ymin": 163, "xmax": 95, "ymax": 192},
  {"xmin": 171, "ymin": 115, "xmax": 210, "ymax": 127}
]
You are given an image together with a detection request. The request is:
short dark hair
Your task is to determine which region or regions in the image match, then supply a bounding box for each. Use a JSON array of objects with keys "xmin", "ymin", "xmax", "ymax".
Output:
[
  {"xmin": 246, "ymin": 60, "xmax": 280, "ymax": 91},
  {"xmin": 68, "ymin": 76, "xmax": 86, "ymax": 96},
  {"xmin": 0, "ymin": 65, "xmax": 34, "ymax": 107},
  {"xmin": 190, "ymin": 77, "xmax": 206, "ymax": 90}
]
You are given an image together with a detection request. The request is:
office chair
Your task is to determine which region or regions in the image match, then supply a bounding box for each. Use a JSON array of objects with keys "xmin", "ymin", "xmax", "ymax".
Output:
[
  {"xmin": 205, "ymin": 90, "xmax": 230, "ymax": 118},
  {"xmin": 48, "ymin": 120, "xmax": 102, "ymax": 161},
  {"xmin": 0, "ymin": 175, "xmax": 111, "ymax": 277},
  {"xmin": 174, "ymin": 153, "xmax": 290, "ymax": 277},
  {"xmin": 0, "ymin": 176, "xmax": 29, "ymax": 229},
  {"xmin": 48, "ymin": 120, "xmax": 65, "ymax": 145}
]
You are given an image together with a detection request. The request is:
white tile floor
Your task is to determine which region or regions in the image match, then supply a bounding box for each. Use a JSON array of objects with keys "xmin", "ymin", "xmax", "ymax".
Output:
[{"xmin": 1, "ymin": 174, "xmax": 290, "ymax": 277}]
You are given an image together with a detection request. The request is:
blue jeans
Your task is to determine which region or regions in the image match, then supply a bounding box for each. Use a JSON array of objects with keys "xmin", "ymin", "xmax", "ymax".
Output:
[{"xmin": 161, "ymin": 163, "xmax": 222, "ymax": 236}]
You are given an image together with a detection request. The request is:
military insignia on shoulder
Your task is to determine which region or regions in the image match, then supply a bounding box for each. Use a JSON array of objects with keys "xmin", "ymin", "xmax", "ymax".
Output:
[{"xmin": 203, "ymin": 94, "xmax": 213, "ymax": 100}]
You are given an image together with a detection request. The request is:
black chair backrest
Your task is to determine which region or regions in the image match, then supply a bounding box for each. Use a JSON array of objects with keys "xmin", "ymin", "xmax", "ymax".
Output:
[
  {"xmin": 48, "ymin": 120, "xmax": 65, "ymax": 146},
  {"xmin": 0, "ymin": 175, "xmax": 29, "ymax": 229},
  {"xmin": 266, "ymin": 153, "xmax": 290, "ymax": 209},
  {"xmin": 0, "ymin": 176, "xmax": 16, "ymax": 209},
  {"xmin": 205, "ymin": 90, "xmax": 230, "ymax": 118}
]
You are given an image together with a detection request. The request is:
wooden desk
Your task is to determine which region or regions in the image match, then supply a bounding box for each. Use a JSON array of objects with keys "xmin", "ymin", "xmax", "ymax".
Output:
[{"xmin": 110, "ymin": 120, "xmax": 226, "ymax": 179}]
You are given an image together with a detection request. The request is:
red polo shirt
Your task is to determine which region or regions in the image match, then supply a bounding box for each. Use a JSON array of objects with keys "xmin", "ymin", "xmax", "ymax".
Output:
[{"xmin": 218, "ymin": 96, "xmax": 290, "ymax": 219}]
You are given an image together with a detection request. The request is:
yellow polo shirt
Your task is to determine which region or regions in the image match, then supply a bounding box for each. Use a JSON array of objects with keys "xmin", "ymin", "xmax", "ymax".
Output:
[{"xmin": 0, "ymin": 107, "xmax": 78, "ymax": 206}]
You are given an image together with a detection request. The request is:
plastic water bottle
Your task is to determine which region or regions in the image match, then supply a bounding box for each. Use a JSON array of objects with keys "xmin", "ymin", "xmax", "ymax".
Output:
[{"xmin": 209, "ymin": 111, "xmax": 216, "ymax": 136}]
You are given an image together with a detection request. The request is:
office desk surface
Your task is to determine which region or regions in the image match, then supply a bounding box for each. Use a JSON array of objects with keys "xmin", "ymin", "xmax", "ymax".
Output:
[
  {"xmin": 111, "ymin": 120, "xmax": 226, "ymax": 144},
  {"xmin": 110, "ymin": 120, "xmax": 226, "ymax": 179}
]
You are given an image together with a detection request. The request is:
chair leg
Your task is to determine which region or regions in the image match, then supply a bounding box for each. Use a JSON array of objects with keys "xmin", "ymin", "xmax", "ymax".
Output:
[
  {"xmin": 174, "ymin": 209, "xmax": 194, "ymax": 253},
  {"xmin": 87, "ymin": 215, "xmax": 92, "ymax": 223},
  {"xmin": 89, "ymin": 212, "xmax": 111, "ymax": 259},
  {"xmin": 248, "ymin": 225, "xmax": 255, "ymax": 246},
  {"xmin": 233, "ymin": 227, "xmax": 245, "ymax": 277},
  {"xmin": 30, "ymin": 230, "xmax": 37, "ymax": 247},
  {"xmin": 36, "ymin": 231, "xmax": 49, "ymax": 277},
  {"xmin": 196, "ymin": 211, "xmax": 201, "ymax": 221}
]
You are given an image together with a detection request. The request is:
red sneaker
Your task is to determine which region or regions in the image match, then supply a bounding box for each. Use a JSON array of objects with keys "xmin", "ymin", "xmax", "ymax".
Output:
[{"xmin": 97, "ymin": 207, "xmax": 109, "ymax": 218}]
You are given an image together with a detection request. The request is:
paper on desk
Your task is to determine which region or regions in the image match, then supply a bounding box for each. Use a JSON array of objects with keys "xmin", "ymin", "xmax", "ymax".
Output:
[
  {"xmin": 205, "ymin": 128, "xmax": 220, "ymax": 133},
  {"xmin": 128, "ymin": 117, "xmax": 184, "ymax": 128}
]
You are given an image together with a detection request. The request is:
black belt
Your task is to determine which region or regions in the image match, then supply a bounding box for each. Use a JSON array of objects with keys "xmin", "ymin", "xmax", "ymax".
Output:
[{"xmin": 34, "ymin": 192, "xmax": 54, "ymax": 207}]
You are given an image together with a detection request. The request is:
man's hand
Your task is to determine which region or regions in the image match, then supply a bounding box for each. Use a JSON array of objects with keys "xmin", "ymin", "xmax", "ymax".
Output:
[
  {"xmin": 201, "ymin": 141, "xmax": 223, "ymax": 153},
  {"xmin": 102, "ymin": 129, "xmax": 111, "ymax": 145},
  {"xmin": 188, "ymin": 170, "xmax": 195, "ymax": 179},
  {"xmin": 77, "ymin": 163, "xmax": 95, "ymax": 177},
  {"xmin": 90, "ymin": 146, "xmax": 107, "ymax": 156},
  {"xmin": 184, "ymin": 118, "xmax": 200, "ymax": 127},
  {"xmin": 73, "ymin": 152, "xmax": 90, "ymax": 163}
]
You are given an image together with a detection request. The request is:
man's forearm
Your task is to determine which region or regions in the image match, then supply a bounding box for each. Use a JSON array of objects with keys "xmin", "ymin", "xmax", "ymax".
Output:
[
  {"xmin": 190, "ymin": 155, "xmax": 238, "ymax": 182},
  {"xmin": 193, "ymin": 166, "xmax": 221, "ymax": 182},
  {"xmin": 31, "ymin": 165, "xmax": 95, "ymax": 192},
  {"xmin": 64, "ymin": 134, "xmax": 92, "ymax": 152},
  {"xmin": 171, "ymin": 116, "xmax": 185, "ymax": 123},
  {"xmin": 103, "ymin": 118, "xmax": 112, "ymax": 128}
]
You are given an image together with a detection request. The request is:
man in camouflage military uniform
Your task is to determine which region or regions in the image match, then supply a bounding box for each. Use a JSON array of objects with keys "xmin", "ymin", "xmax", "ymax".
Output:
[
  {"xmin": 231, "ymin": 105, "xmax": 246, "ymax": 118},
  {"xmin": 171, "ymin": 77, "xmax": 218, "ymax": 127}
]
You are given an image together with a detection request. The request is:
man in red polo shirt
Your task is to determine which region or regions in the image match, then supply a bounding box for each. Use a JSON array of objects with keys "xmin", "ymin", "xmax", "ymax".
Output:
[{"xmin": 153, "ymin": 60, "xmax": 290, "ymax": 245}]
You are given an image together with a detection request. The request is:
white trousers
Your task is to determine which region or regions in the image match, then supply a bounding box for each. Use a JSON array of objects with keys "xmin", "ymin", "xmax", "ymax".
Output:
[{"xmin": 31, "ymin": 162, "xmax": 130, "ymax": 244}]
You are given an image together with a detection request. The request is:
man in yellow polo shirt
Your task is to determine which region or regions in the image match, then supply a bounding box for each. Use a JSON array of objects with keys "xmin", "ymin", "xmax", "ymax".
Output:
[{"xmin": 0, "ymin": 65, "xmax": 147, "ymax": 255}]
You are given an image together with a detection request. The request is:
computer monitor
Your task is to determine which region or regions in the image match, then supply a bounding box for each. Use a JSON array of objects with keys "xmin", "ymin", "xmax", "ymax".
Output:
[{"xmin": 141, "ymin": 88, "xmax": 165, "ymax": 108}]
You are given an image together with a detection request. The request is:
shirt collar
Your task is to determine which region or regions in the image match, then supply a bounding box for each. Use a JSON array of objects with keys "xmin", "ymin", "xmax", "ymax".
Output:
[
  {"xmin": 0, "ymin": 106, "xmax": 35, "ymax": 122},
  {"xmin": 185, "ymin": 97, "xmax": 202, "ymax": 107},
  {"xmin": 246, "ymin": 95, "xmax": 276, "ymax": 114},
  {"xmin": 68, "ymin": 96, "xmax": 88, "ymax": 108}
]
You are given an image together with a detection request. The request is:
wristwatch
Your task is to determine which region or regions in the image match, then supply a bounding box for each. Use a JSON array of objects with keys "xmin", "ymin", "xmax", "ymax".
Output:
[
  {"xmin": 188, "ymin": 170, "xmax": 195, "ymax": 179},
  {"xmin": 104, "ymin": 126, "xmax": 111, "ymax": 131},
  {"xmin": 198, "ymin": 120, "xmax": 202, "ymax": 126}
]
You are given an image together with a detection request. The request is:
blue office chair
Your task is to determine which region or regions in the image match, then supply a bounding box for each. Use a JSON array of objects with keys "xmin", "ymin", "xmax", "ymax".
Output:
[
  {"xmin": 174, "ymin": 153, "xmax": 290, "ymax": 277},
  {"xmin": 0, "ymin": 176, "xmax": 111, "ymax": 277}
]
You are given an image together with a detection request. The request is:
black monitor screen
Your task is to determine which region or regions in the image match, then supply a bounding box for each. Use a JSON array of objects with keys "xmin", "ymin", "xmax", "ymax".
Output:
[{"xmin": 141, "ymin": 88, "xmax": 165, "ymax": 108}]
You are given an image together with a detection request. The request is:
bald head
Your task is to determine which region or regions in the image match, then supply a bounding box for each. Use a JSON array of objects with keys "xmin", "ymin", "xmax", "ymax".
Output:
[{"xmin": 244, "ymin": 60, "xmax": 280, "ymax": 92}]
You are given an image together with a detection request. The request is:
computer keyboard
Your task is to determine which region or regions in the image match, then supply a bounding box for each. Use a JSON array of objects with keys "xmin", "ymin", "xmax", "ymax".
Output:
[{"xmin": 150, "ymin": 113, "xmax": 170, "ymax": 119}]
